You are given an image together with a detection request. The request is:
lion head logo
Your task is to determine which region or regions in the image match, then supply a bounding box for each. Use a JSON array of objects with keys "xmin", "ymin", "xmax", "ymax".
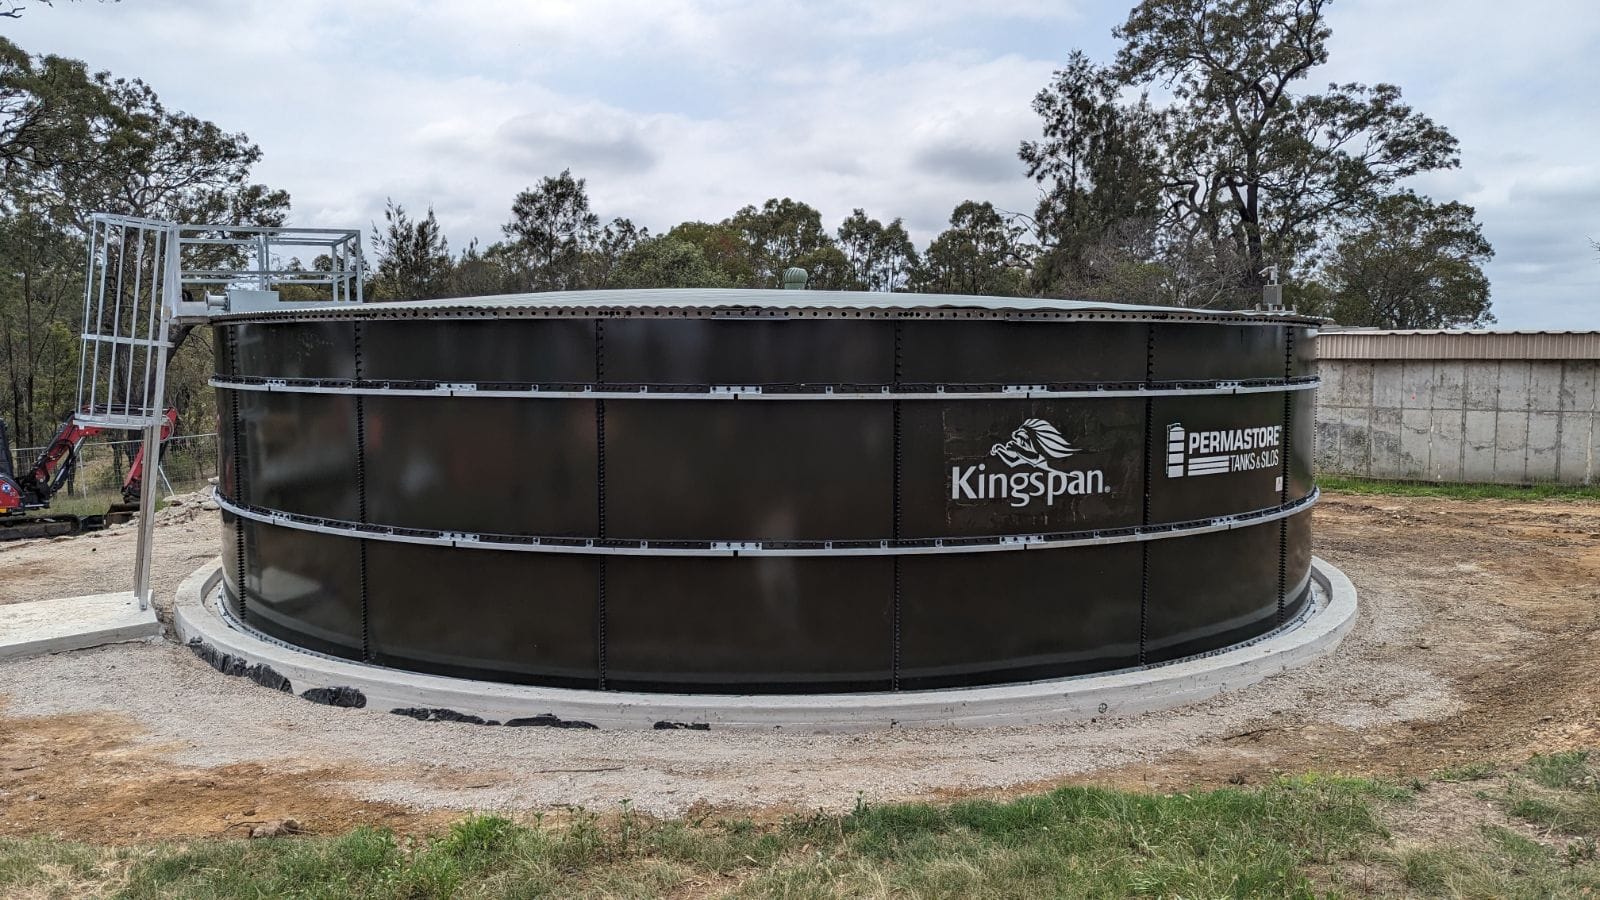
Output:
[{"xmin": 990, "ymin": 418, "xmax": 1080, "ymax": 472}]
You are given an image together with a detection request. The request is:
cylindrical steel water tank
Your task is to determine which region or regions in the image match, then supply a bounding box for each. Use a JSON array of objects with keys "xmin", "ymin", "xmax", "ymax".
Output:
[{"xmin": 210, "ymin": 289, "xmax": 1318, "ymax": 694}]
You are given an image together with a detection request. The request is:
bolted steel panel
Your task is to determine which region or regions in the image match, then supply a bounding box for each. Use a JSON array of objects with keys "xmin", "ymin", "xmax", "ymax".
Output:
[
  {"xmin": 366, "ymin": 543, "xmax": 600, "ymax": 688},
  {"xmin": 604, "ymin": 556, "xmax": 894, "ymax": 693},
  {"xmin": 601, "ymin": 319, "xmax": 894, "ymax": 385},
  {"xmin": 1292, "ymin": 326, "xmax": 1318, "ymax": 377},
  {"xmin": 1289, "ymin": 389, "xmax": 1316, "ymax": 500},
  {"xmin": 217, "ymin": 387, "xmax": 239, "ymax": 501},
  {"xmin": 1148, "ymin": 392, "xmax": 1290, "ymax": 522},
  {"xmin": 1143, "ymin": 519, "xmax": 1282, "ymax": 663},
  {"xmin": 233, "ymin": 322, "xmax": 357, "ymax": 380},
  {"xmin": 897, "ymin": 321, "xmax": 1148, "ymax": 384},
  {"xmin": 362, "ymin": 396, "xmax": 598, "ymax": 536},
  {"xmin": 605, "ymin": 400, "xmax": 893, "ymax": 540},
  {"xmin": 220, "ymin": 509, "xmax": 243, "ymax": 621},
  {"xmin": 236, "ymin": 390, "xmax": 360, "ymax": 521},
  {"xmin": 240, "ymin": 521, "xmax": 364, "ymax": 660},
  {"xmin": 1150, "ymin": 323, "xmax": 1287, "ymax": 381},
  {"xmin": 1283, "ymin": 507, "xmax": 1314, "ymax": 620},
  {"xmin": 359, "ymin": 319, "xmax": 597, "ymax": 382},
  {"xmin": 213, "ymin": 324, "xmax": 235, "ymax": 379},
  {"xmin": 900, "ymin": 398, "xmax": 1145, "ymax": 538},
  {"xmin": 898, "ymin": 543, "xmax": 1142, "ymax": 689}
]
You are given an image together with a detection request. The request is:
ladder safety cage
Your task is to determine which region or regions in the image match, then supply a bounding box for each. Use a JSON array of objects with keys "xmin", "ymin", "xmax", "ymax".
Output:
[
  {"xmin": 75, "ymin": 212, "xmax": 367, "ymax": 610},
  {"xmin": 77, "ymin": 214, "xmax": 177, "ymax": 430}
]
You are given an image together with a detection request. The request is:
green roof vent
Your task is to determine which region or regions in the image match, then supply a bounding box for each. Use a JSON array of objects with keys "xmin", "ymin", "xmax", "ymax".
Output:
[{"xmin": 781, "ymin": 267, "xmax": 809, "ymax": 290}]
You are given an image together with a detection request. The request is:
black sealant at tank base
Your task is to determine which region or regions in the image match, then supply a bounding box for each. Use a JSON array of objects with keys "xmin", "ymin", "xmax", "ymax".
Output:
[
  {"xmin": 187, "ymin": 637, "xmax": 291, "ymax": 693},
  {"xmin": 391, "ymin": 708, "xmax": 598, "ymax": 729}
]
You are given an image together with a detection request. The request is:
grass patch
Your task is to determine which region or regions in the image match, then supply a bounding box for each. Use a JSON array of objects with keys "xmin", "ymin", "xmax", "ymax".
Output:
[
  {"xmin": 1382, "ymin": 753, "xmax": 1600, "ymax": 897},
  {"xmin": 1432, "ymin": 761, "xmax": 1497, "ymax": 783},
  {"xmin": 0, "ymin": 777, "xmax": 1399, "ymax": 899},
  {"xmin": 1392, "ymin": 825, "xmax": 1600, "ymax": 898},
  {"xmin": 1501, "ymin": 752, "xmax": 1600, "ymax": 838},
  {"xmin": 6, "ymin": 758, "xmax": 1600, "ymax": 898},
  {"xmin": 1525, "ymin": 751, "xmax": 1598, "ymax": 793},
  {"xmin": 1318, "ymin": 474, "xmax": 1600, "ymax": 502},
  {"xmin": 42, "ymin": 492, "xmax": 137, "ymax": 518}
]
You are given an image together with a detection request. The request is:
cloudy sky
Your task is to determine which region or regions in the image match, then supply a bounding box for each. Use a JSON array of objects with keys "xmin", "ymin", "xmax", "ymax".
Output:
[{"xmin": 7, "ymin": 0, "xmax": 1598, "ymax": 327}]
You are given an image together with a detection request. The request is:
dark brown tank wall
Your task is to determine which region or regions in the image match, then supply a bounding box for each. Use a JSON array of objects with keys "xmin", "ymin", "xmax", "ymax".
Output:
[{"xmin": 211, "ymin": 311, "xmax": 1318, "ymax": 694}]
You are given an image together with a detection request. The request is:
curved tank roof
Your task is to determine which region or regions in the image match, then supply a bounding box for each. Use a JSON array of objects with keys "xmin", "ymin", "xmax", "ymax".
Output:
[{"xmin": 213, "ymin": 288, "xmax": 1319, "ymax": 325}]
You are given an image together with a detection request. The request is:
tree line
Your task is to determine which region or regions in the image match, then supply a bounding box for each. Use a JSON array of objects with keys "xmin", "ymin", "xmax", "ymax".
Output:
[{"xmin": 1, "ymin": 0, "xmax": 1496, "ymax": 451}]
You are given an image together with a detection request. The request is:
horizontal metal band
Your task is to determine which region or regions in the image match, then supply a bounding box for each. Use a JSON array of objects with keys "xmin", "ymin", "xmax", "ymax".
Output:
[
  {"xmin": 214, "ymin": 489, "xmax": 1317, "ymax": 558},
  {"xmin": 209, "ymin": 375, "xmax": 1319, "ymax": 401}
]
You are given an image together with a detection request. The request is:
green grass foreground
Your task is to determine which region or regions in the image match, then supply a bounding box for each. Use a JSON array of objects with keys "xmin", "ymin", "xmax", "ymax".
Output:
[
  {"xmin": 1318, "ymin": 474, "xmax": 1600, "ymax": 502},
  {"xmin": 4, "ymin": 754, "xmax": 1600, "ymax": 899}
]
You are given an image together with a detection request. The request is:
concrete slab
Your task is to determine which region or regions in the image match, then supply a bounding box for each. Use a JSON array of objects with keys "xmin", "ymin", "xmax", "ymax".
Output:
[
  {"xmin": 1560, "ymin": 362, "xmax": 1597, "ymax": 414},
  {"xmin": 1336, "ymin": 405, "xmax": 1371, "ymax": 474},
  {"xmin": 1371, "ymin": 361, "xmax": 1405, "ymax": 409},
  {"xmin": 1557, "ymin": 412, "xmax": 1595, "ymax": 486},
  {"xmin": 1430, "ymin": 409, "xmax": 1465, "ymax": 481},
  {"xmin": 1495, "ymin": 409, "xmax": 1531, "ymax": 483},
  {"xmin": 1462, "ymin": 410, "xmax": 1499, "ymax": 482},
  {"xmin": 1370, "ymin": 406, "xmax": 1404, "ymax": 476},
  {"xmin": 1464, "ymin": 361, "xmax": 1501, "ymax": 411},
  {"xmin": 173, "ymin": 558, "xmax": 1358, "ymax": 732},
  {"xmin": 1529, "ymin": 361, "xmax": 1566, "ymax": 414},
  {"xmin": 1399, "ymin": 360, "xmax": 1435, "ymax": 410},
  {"xmin": 1527, "ymin": 411, "xmax": 1563, "ymax": 482},
  {"xmin": 1498, "ymin": 362, "xmax": 1532, "ymax": 413},
  {"xmin": 0, "ymin": 593, "xmax": 160, "ymax": 662},
  {"xmin": 1399, "ymin": 408, "xmax": 1433, "ymax": 479},
  {"xmin": 1433, "ymin": 361, "xmax": 1466, "ymax": 411}
]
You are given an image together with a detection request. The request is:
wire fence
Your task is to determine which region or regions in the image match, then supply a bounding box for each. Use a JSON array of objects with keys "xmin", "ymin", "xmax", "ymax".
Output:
[{"xmin": 8, "ymin": 433, "xmax": 219, "ymax": 501}]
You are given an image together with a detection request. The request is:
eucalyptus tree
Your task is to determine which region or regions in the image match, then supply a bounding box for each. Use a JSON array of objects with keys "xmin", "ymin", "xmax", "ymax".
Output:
[
  {"xmin": 1112, "ymin": 0, "xmax": 1459, "ymax": 297},
  {"xmin": 727, "ymin": 198, "xmax": 850, "ymax": 289},
  {"xmin": 1322, "ymin": 192, "xmax": 1494, "ymax": 328},
  {"xmin": 910, "ymin": 201, "xmax": 1033, "ymax": 297},
  {"xmin": 837, "ymin": 209, "xmax": 918, "ymax": 292},
  {"xmin": 502, "ymin": 169, "xmax": 601, "ymax": 292},
  {"xmin": 370, "ymin": 200, "xmax": 452, "ymax": 301}
]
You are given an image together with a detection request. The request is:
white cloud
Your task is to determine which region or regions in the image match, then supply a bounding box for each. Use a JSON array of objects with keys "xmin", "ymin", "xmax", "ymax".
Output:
[{"xmin": 5, "ymin": 0, "xmax": 1596, "ymax": 326}]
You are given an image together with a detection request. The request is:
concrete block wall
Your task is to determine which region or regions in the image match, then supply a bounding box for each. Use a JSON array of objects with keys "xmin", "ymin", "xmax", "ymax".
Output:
[{"xmin": 1316, "ymin": 359, "xmax": 1600, "ymax": 484}]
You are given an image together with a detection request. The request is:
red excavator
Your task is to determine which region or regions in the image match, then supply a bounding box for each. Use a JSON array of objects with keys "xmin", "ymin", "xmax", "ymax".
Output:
[{"xmin": 0, "ymin": 408, "xmax": 178, "ymax": 541}]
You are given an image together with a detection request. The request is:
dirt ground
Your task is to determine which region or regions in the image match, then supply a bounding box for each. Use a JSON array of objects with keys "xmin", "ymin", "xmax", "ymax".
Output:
[{"xmin": 1, "ymin": 491, "xmax": 1598, "ymax": 843}]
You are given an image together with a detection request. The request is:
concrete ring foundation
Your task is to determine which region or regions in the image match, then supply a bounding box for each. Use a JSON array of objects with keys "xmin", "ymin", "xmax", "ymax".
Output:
[{"xmin": 173, "ymin": 556, "xmax": 1357, "ymax": 732}]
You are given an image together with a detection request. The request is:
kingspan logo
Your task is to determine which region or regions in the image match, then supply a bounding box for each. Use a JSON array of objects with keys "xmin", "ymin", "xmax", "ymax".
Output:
[
  {"xmin": 951, "ymin": 418, "xmax": 1110, "ymax": 508},
  {"xmin": 1165, "ymin": 422, "xmax": 1282, "ymax": 477}
]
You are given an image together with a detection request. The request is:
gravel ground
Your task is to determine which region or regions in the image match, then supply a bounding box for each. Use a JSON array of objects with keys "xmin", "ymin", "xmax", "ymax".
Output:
[
  {"xmin": 0, "ymin": 518, "xmax": 1450, "ymax": 819},
  {"xmin": 3, "ymin": 493, "xmax": 1596, "ymax": 837}
]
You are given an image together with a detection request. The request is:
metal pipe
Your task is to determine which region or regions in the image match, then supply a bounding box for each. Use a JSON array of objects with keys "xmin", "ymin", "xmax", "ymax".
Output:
[
  {"xmin": 87, "ymin": 221, "xmax": 112, "ymax": 419},
  {"xmin": 121, "ymin": 226, "xmax": 146, "ymax": 417},
  {"xmin": 75, "ymin": 218, "xmax": 99, "ymax": 415}
]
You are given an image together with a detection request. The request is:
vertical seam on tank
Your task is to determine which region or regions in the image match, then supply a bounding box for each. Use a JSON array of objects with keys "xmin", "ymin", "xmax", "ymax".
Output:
[
  {"xmin": 891, "ymin": 318, "xmax": 904, "ymax": 691},
  {"xmin": 228, "ymin": 324, "xmax": 247, "ymax": 625},
  {"xmin": 1279, "ymin": 327, "xmax": 1294, "ymax": 625},
  {"xmin": 1139, "ymin": 322, "xmax": 1154, "ymax": 666},
  {"xmin": 354, "ymin": 321, "xmax": 371, "ymax": 661},
  {"xmin": 595, "ymin": 319, "xmax": 608, "ymax": 690}
]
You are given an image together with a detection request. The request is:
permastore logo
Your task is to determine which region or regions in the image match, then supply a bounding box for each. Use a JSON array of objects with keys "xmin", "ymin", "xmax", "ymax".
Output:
[
  {"xmin": 951, "ymin": 418, "xmax": 1110, "ymax": 508},
  {"xmin": 1165, "ymin": 422, "xmax": 1282, "ymax": 478}
]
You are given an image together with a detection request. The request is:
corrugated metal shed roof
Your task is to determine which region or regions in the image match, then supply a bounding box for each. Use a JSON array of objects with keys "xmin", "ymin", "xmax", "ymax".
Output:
[{"xmin": 1319, "ymin": 330, "xmax": 1600, "ymax": 360}]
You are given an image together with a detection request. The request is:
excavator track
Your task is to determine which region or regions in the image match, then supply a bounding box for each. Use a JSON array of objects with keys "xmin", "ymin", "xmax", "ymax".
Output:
[{"xmin": 0, "ymin": 514, "xmax": 108, "ymax": 542}]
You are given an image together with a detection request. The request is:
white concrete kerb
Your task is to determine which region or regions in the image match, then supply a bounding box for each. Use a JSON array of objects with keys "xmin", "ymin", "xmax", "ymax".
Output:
[
  {"xmin": 172, "ymin": 558, "xmax": 1358, "ymax": 732},
  {"xmin": 0, "ymin": 592, "xmax": 161, "ymax": 661}
]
